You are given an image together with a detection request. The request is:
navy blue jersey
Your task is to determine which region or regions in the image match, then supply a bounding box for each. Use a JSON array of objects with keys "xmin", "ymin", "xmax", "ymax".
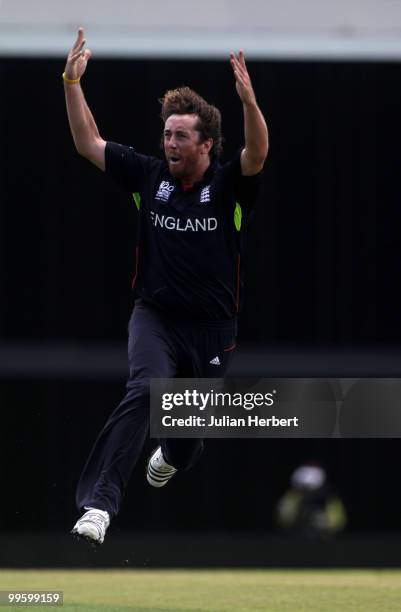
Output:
[{"xmin": 105, "ymin": 142, "xmax": 262, "ymax": 321}]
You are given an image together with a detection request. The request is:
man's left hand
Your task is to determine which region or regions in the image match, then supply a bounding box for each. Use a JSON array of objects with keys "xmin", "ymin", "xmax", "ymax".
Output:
[{"xmin": 230, "ymin": 50, "xmax": 256, "ymax": 106}]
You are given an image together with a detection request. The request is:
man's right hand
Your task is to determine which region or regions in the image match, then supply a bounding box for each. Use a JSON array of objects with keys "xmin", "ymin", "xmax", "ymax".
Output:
[
  {"xmin": 63, "ymin": 26, "xmax": 105, "ymax": 170},
  {"xmin": 64, "ymin": 27, "xmax": 92, "ymax": 81}
]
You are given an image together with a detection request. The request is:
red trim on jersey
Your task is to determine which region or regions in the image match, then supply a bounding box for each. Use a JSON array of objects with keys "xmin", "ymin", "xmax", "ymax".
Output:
[
  {"xmin": 235, "ymin": 254, "xmax": 241, "ymax": 313},
  {"xmin": 224, "ymin": 343, "xmax": 237, "ymax": 352},
  {"xmin": 131, "ymin": 246, "xmax": 139, "ymax": 289}
]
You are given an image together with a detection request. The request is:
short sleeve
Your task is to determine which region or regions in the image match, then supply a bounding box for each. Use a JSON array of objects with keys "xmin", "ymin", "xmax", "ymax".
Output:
[
  {"xmin": 105, "ymin": 141, "xmax": 160, "ymax": 194},
  {"xmin": 222, "ymin": 148, "xmax": 263, "ymax": 210}
]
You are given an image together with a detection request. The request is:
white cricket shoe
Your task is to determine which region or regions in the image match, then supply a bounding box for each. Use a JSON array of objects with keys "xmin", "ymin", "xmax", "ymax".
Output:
[
  {"xmin": 147, "ymin": 446, "xmax": 177, "ymax": 488},
  {"xmin": 71, "ymin": 508, "xmax": 110, "ymax": 545}
]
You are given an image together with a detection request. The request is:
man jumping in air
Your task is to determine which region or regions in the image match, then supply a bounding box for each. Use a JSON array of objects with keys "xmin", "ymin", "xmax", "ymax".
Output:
[{"xmin": 64, "ymin": 27, "xmax": 268, "ymax": 545}]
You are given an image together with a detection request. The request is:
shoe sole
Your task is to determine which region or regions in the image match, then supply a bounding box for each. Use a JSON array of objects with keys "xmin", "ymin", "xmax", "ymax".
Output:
[{"xmin": 71, "ymin": 528, "xmax": 102, "ymax": 547}]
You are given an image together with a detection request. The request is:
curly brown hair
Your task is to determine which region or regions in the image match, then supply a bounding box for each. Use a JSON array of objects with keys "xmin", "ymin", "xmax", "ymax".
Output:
[{"xmin": 160, "ymin": 86, "xmax": 223, "ymax": 158}]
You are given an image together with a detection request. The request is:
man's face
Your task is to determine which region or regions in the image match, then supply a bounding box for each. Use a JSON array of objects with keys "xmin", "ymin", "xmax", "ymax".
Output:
[{"xmin": 163, "ymin": 114, "xmax": 211, "ymax": 180}]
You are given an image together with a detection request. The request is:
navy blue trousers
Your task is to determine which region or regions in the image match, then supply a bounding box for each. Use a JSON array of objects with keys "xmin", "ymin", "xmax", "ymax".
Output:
[{"xmin": 76, "ymin": 300, "xmax": 237, "ymax": 518}]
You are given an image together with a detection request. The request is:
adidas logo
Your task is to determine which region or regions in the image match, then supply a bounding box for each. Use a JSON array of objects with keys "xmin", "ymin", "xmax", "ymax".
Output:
[{"xmin": 209, "ymin": 356, "xmax": 221, "ymax": 365}]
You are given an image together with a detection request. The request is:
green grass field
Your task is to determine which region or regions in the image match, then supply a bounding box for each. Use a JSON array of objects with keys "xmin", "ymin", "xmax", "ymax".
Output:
[{"xmin": 1, "ymin": 569, "xmax": 401, "ymax": 612}]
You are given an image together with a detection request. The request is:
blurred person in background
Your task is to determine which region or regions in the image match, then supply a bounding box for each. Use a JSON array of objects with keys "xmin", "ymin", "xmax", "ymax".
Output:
[
  {"xmin": 275, "ymin": 463, "xmax": 347, "ymax": 539},
  {"xmin": 63, "ymin": 27, "xmax": 268, "ymax": 545}
]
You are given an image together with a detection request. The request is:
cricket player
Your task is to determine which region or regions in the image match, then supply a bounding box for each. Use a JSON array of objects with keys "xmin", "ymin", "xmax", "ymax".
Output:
[{"xmin": 63, "ymin": 27, "xmax": 268, "ymax": 545}]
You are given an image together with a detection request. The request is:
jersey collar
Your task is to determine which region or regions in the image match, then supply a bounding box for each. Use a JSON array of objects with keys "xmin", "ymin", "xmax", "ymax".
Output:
[{"xmin": 167, "ymin": 157, "xmax": 219, "ymax": 192}]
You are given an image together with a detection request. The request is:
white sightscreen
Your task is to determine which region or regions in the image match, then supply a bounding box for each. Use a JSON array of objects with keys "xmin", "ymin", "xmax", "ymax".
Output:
[{"xmin": 1, "ymin": 0, "xmax": 401, "ymax": 59}]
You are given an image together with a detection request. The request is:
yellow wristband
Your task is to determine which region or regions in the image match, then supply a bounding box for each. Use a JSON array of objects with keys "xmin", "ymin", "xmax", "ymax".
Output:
[{"xmin": 62, "ymin": 72, "xmax": 80, "ymax": 85}]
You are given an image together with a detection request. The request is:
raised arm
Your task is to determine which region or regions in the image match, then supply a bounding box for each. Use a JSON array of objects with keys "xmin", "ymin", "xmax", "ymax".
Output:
[
  {"xmin": 63, "ymin": 27, "xmax": 106, "ymax": 170},
  {"xmin": 230, "ymin": 50, "xmax": 269, "ymax": 176}
]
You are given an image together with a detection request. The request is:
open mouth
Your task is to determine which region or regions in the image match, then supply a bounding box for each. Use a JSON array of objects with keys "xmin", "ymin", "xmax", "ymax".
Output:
[{"xmin": 169, "ymin": 156, "xmax": 181, "ymax": 164}]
